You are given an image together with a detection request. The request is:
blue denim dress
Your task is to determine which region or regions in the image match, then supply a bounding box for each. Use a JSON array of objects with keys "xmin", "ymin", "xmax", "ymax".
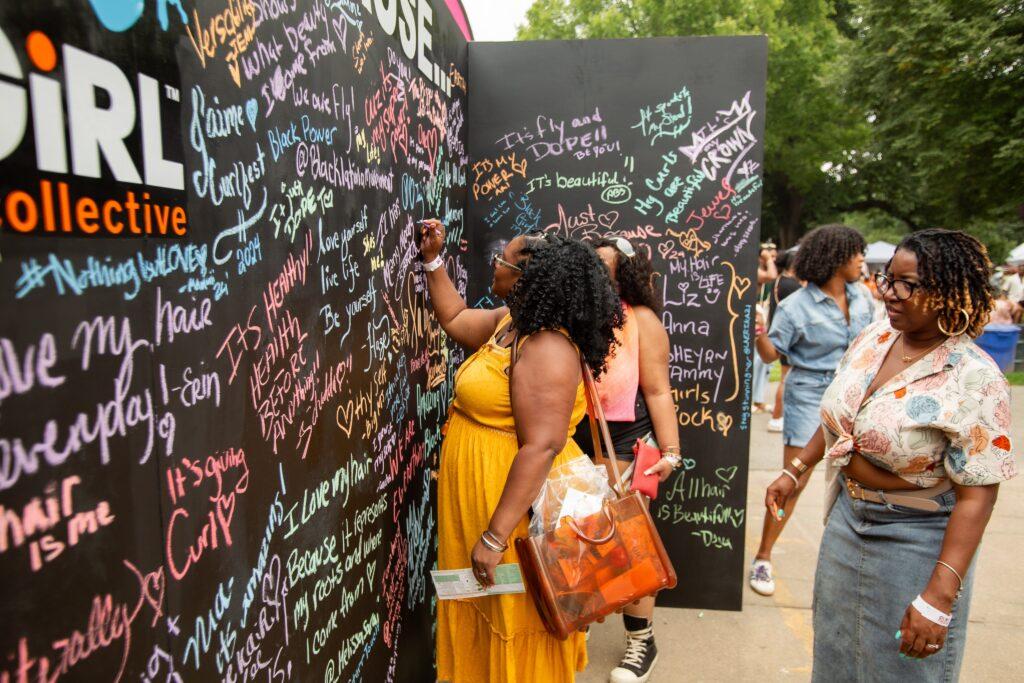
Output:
[
  {"xmin": 768, "ymin": 283, "xmax": 873, "ymax": 447},
  {"xmin": 813, "ymin": 479, "xmax": 973, "ymax": 683}
]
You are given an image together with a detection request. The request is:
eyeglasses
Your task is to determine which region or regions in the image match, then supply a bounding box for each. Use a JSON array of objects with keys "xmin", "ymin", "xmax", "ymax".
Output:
[
  {"xmin": 874, "ymin": 272, "xmax": 919, "ymax": 301},
  {"xmin": 491, "ymin": 253, "xmax": 523, "ymax": 272},
  {"xmin": 611, "ymin": 236, "xmax": 635, "ymax": 258}
]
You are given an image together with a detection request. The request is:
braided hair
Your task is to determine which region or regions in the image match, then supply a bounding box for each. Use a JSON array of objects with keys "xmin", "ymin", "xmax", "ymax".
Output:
[
  {"xmin": 793, "ymin": 224, "xmax": 866, "ymax": 286},
  {"xmin": 507, "ymin": 234, "xmax": 623, "ymax": 377},
  {"xmin": 896, "ymin": 229, "xmax": 994, "ymax": 338},
  {"xmin": 592, "ymin": 238, "xmax": 661, "ymax": 312}
]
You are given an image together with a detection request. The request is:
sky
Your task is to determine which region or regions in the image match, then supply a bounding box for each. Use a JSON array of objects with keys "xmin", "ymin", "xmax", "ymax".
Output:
[{"xmin": 461, "ymin": 0, "xmax": 534, "ymax": 41}]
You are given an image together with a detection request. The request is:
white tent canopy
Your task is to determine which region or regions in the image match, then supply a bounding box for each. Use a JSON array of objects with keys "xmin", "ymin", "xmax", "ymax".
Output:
[
  {"xmin": 864, "ymin": 240, "xmax": 896, "ymax": 266},
  {"xmin": 1008, "ymin": 242, "xmax": 1024, "ymax": 265}
]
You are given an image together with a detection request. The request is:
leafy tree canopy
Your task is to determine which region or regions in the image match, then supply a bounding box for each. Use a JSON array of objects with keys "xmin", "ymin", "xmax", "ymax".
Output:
[{"xmin": 517, "ymin": 0, "xmax": 1024, "ymax": 261}]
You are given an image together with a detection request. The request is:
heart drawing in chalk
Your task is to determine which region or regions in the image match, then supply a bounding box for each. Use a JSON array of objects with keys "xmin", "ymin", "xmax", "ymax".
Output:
[
  {"xmin": 732, "ymin": 274, "xmax": 751, "ymax": 299},
  {"xmin": 597, "ymin": 211, "xmax": 619, "ymax": 229},
  {"xmin": 715, "ymin": 466, "xmax": 738, "ymax": 483},
  {"xmin": 681, "ymin": 458, "xmax": 696, "ymax": 471},
  {"xmin": 245, "ymin": 98, "xmax": 258, "ymax": 131},
  {"xmin": 716, "ymin": 412, "xmax": 733, "ymax": 437},
  {"xmin": 336, "ymin": 401, "xmax": 354, "ymax": 438}
]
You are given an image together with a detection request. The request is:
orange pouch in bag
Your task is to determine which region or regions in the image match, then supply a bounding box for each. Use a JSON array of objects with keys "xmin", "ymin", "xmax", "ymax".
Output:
[{"xmin": 515, "ymin": 361, "xmax": 677, "ymax": 640}]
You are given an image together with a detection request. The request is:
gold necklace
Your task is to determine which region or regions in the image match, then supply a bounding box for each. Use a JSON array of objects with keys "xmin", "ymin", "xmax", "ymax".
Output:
[{"xmin": 900, "ymin": 335, "xmax": 945, "ymax": 364}]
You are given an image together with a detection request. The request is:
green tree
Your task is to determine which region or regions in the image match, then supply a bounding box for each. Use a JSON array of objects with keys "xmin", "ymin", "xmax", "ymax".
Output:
[
  {"xmin": 839, "ymin": 0, "xmax": 1024, "ymax": 262},
  {"xmin": 516, "ymin": 1, "xmax": 1024, "ymax": 260},
  {"xmin": 517, "ymin": 0, "xmax": 867, "ymax": 246}
]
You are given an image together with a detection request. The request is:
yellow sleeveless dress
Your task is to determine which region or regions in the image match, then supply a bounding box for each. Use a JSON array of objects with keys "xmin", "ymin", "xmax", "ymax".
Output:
[{"xmin": 436, "ymin": 316, "xmax": 589, "ymax": 683}]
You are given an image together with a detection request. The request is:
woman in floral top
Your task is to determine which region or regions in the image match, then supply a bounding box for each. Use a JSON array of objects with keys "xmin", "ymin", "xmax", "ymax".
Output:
[{"xmin": 765, "ymin": 229, "xmax": 1016, "ymax": 682}]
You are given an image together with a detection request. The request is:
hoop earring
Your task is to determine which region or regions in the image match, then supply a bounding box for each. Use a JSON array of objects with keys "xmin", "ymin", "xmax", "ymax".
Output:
[{"xmin": 937, "ymin": 308, "xmax": 970, "ymax": 337}]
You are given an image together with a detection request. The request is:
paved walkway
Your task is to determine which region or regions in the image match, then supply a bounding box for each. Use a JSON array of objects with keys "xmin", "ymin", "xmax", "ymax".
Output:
[{"xmin": 579, "ymin": 384, "xmax": 1024, "ymax": 682}]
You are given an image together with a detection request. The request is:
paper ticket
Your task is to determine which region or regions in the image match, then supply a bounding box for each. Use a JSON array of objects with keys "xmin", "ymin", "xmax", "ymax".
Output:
[{"xmin": 430, "ymin": 563, "xmax": 526, "ymax": 599}]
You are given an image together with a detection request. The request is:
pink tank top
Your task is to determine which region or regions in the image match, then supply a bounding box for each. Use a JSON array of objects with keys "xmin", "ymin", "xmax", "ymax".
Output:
[{"xmin": 595, "ymin": 303, "xmax": 640, "ymax": 421}]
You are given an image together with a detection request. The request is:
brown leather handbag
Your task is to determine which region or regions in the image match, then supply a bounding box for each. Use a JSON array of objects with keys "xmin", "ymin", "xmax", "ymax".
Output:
[{"xmin": 514, "ymin": 359, "xmax": 677, "ymax": 640}]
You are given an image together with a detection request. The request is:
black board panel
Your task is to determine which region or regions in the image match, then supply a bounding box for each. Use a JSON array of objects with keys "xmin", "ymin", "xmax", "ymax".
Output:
[
  {"xmin": 466, "ymin": 37, "xmax": 767, "ymax": 610},
  {"xmin": 0, "ymin": 1, "xmax": 468, "ymax": 680}
]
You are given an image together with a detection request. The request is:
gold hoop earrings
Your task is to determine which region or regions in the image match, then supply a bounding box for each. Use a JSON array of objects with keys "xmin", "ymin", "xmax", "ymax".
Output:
[{"xmin": 937, "ymin": 308, "xmax": 970, "ymax": 337}]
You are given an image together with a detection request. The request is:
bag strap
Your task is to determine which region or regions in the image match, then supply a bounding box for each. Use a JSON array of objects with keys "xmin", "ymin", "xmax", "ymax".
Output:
[
  {"xmin": 580, "ymin": 359, "xmax": 625, "ymax": 497},
  {"xmin": 510, "ymin": 333, "xmax": 524, "ymax": 448}
]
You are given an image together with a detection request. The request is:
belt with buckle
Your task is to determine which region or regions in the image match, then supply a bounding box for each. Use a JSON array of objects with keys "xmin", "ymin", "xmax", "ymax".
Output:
[{"xmin": 844, "ymin": 477, "xmax": 951, "ymax": 512}]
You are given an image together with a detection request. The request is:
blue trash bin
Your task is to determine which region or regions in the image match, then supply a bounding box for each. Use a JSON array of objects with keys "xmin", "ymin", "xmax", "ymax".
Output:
[{"xmin": 975, "ymin": 324, "xmax": 1021, "ymax": 372}]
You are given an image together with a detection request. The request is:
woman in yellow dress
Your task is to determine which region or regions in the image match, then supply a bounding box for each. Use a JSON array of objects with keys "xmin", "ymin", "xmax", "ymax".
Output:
[{"xmin": 418, "ymin": 220, "xmax": 623, "ymax": 683}]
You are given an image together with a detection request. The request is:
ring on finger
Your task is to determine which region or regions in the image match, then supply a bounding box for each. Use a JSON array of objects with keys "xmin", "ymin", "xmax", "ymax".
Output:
[{"xmin": 926, "ymin": 644, "xmax": 941, "ymax": 650}]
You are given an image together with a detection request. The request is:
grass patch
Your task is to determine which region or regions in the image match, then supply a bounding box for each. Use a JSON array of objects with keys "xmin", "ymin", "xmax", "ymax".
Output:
[{"xmin": 1006, "ymin": 371, "xmax": 1024, "ymax": 386}]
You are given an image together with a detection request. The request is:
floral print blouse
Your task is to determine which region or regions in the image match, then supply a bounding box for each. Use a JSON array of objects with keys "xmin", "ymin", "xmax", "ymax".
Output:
[{"xmin": 819, "ymin": 320, "xmax": 1016, "ymax": 509}]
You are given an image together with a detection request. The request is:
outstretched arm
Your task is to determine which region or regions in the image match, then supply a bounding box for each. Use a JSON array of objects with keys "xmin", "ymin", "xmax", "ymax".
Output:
[{"xmin": 418, "ymin": 218, "xmax": 507, "ymax": 349}]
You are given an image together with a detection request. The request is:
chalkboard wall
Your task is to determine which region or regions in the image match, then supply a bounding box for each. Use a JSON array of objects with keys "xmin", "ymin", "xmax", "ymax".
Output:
[
  {"xmin": 1, "ymin": 7, "xmax": 768, "ymax": 679},
  {"xmin": 466, "ymin": 37, "xmax": 768, "ymax": 610},
  {"xmin": 0, "ymin": 1, "xmax": 469, "ymax": 680}
]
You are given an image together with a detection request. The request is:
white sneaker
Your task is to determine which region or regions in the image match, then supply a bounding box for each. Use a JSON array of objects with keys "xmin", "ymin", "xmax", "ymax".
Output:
[
  {"xmin": 767, "ymin": 417, "xmax": 783, "ymax": 432},
  {"xmin": 749, "ymin": 559, "xmax": 775, "ymax": 596}
]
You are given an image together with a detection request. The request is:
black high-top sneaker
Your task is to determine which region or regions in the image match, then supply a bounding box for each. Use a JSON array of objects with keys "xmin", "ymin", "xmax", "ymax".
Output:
[{"xmin": 609, "ymin": 623, "xmax": 658, "ymax": 683}]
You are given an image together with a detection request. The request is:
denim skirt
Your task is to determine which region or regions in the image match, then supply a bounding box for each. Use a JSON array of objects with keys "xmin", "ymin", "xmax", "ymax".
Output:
[
  {"xmin": 783, "ymin": 368, "xmax": 834, "ymax": 447},
  {"xmin": 812, "ymin": 478, "xmax": 974, "ymax": 683}
]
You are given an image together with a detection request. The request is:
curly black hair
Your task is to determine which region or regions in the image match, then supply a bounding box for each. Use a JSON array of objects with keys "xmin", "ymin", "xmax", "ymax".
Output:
[
  {"xmin": 793, "ymin": 224, "xmax": 866, "ymax": 286},
  {"xmin": 592, "ymin": 238, "xmax": 661, "ymax": 312},
  {"xmin": 506, "ymin": 234, "xmax": 623, "ymax": 377},
  {"xmin": 895, "ymin": 229, "xmax": 994, "ymax": 338}
]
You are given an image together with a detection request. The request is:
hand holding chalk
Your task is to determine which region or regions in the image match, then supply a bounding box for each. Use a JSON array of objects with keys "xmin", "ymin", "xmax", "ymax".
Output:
[{"xmin": 417, "ymin": 219, "xmax": 446, "ymax": 261}]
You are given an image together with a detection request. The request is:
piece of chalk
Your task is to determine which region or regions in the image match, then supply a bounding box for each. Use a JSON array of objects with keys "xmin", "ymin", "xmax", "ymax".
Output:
[{"xmin": 895, "ymin": 630, "xmax": 902, "ymax": 640}]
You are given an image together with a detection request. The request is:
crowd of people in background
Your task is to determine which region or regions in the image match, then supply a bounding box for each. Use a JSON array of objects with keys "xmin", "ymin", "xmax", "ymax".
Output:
[
  {"xmin": 994, "ymin": 262, "xmax": 1023, "ymax": 323},
  {"xmin": 418, "ymin": 213, "xmax": 1017, "ymax": 683}
]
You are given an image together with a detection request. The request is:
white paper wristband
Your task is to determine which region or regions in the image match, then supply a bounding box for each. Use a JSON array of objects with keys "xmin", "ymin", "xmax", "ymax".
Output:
[
  {"xmin": 422, "ymin": 255, "xmax": 444, "ymax": 272},
  {"xmin": 912, "ymin": 595, "xmax": 952, "ymax": 627}
]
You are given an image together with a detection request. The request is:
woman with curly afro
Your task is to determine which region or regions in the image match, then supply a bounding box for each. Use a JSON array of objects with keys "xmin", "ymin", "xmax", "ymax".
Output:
[
  {"xmin": 765, "ymin": 229, "xmax": 1016, "ymax": 681},
  {"xmin": 417, "ymin": 219, "xmax": 622, "ymax": 683},
  {"xmin": 751, "ymin": 224, "xmax": 873, "ymax": 595}
]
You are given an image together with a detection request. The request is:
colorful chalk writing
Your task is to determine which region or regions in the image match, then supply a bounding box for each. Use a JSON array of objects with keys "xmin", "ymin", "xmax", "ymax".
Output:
[
  {"xmin": 466, "ymin": 37, "xmax": 767, "ymax": 610},
  {"xmin": 0, "ymin": 0, "xmax": 467, "ymax": 680}
]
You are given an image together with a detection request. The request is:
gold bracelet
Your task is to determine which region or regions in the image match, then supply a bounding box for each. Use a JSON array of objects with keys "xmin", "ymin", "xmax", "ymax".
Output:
[
  {"xmin": 935, "ymin": 560, "xmax": 964, "ymax": 599},
  {"xmin": 789, "ymin": 456, "xmax": 808, "ymax": 474}
]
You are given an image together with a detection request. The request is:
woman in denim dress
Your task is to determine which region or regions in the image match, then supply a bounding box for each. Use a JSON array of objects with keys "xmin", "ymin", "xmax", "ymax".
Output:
[
  {"xmin": 766, "ymin": 229, "xmax": 1016, "ymax": 681},
  {"xmin": 750, "ymin": 224, "xmax": 873, "ymax": 595}
]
